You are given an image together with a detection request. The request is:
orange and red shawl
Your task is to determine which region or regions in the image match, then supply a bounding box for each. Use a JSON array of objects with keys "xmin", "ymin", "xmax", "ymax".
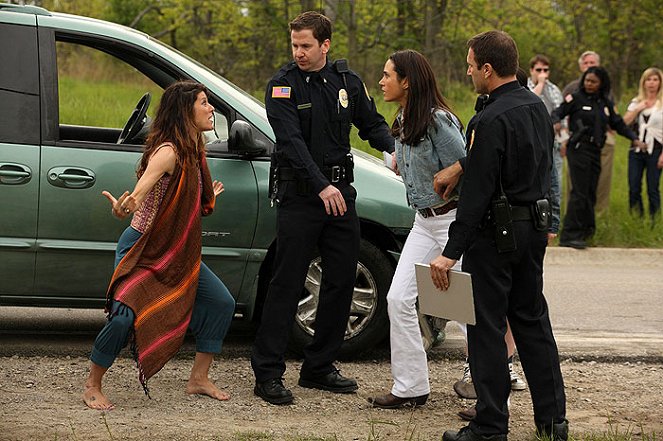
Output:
[{"xmin": 105, "ymin": 152, "xmax": 215, "ymax": 395}]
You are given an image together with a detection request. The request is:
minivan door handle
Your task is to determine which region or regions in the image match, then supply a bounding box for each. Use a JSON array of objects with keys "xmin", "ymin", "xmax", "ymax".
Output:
[
  {"xmin": 0, "ymin": 163, "xmax": 32, "ymax": 185},
  {"xmin": 47, "ymin": 166, "xmax": 96, "ymax": 189}
]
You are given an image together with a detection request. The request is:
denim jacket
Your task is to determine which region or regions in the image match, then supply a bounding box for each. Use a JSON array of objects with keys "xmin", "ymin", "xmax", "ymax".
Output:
[{"xmin": 395, "ymin": 109, "xmax": 466, "ymax": 209}]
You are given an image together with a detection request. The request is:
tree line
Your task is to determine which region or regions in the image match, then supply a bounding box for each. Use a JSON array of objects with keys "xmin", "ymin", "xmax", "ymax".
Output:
[{"xmin": 24, "ymin": 0, "xmax": 663, "ymax": 102}]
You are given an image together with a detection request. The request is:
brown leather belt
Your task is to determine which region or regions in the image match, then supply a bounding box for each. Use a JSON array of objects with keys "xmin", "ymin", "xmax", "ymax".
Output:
[{"xmin": 418, "ymin": 200, "xmax": 458, "ymax": 218}]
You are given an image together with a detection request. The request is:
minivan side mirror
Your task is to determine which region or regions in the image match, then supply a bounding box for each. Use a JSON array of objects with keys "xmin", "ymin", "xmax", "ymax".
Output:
[
  {"xmin": 206, "ymin": 120, "xmax": 266, "ymax": 157},
  {"xmin": 228, "ymin": 120, "xmax": 266, "ymax": 157}
]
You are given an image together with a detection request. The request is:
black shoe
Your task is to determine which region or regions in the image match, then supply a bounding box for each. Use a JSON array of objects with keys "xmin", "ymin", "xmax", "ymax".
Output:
[
  {"xmin": 559, "ymin": 239, "xmax": 587, "ymax": 249},
  {"xmin": 254, "ymin": 378, "xmax": 293, "ymax": 405},
  {"xmin": 536, "ymin": 419, "xmax": 569, "ymax": 441},
  {"xmin": 298, "ymin": 369, "xmax": 358, "ymax": 393},
  {"xmin": 368, "ymin": 392, "xmax": 428, "ymax": 409},
  {"xmin": 443, "ymin": 426, "xmax": 507, "ymax": 441}
]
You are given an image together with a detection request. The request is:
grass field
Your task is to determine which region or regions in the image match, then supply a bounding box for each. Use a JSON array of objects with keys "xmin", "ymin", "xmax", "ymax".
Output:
[{"xmin": 58, "ymin": 76, "xmax": 663, "ymax": 248}]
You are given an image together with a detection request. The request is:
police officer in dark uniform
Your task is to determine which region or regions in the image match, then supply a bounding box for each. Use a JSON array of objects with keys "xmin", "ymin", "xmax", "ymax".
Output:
[
  {"xmin": 430, "ymin": 31, "xmax": 568, "ymax": 441},
  {"xmin": 552, "ymin": 66, "xmax": 642, "ymax": 249},
  {"xmin": 251, "ymin": 11, "xmax": 393, "ymax": 405}
]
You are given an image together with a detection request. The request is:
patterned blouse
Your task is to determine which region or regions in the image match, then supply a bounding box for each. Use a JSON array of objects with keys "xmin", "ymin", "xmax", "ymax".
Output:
[{"xmin": 130, "ymin": 174, "xmax": 171, "ymax": 233}]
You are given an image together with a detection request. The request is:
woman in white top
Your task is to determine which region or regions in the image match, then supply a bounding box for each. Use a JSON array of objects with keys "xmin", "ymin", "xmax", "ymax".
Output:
[{"xmin": 624, "ymin": 67, "xmax": 663, "ymax": 219}]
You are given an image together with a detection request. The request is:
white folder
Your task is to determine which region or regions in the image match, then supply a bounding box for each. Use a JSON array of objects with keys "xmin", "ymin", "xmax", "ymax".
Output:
[{"xmin": 415, "ymin": 263, "xmax": 476, "ymax": 325}]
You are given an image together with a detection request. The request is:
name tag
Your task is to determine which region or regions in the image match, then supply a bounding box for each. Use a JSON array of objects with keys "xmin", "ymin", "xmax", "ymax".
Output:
[{"xmin": 582, "ymin": 106, "xmax": 592, "ymax": 111}]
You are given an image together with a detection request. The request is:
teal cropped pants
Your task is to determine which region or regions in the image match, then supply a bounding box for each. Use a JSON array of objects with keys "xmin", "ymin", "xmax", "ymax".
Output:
[{"xmin": 90, "ymin": 227, "xmax": 235, "ymax": 369}]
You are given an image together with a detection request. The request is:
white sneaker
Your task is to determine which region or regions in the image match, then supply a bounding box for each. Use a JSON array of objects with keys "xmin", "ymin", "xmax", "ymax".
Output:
[{"xmin": 509, "ymin": 362, "xmax": 527, "ymax": 391}]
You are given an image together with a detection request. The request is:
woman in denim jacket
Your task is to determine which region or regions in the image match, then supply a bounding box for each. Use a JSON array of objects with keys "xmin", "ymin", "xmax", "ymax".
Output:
[{"xmin": 369, "ymin": 49, "xmax": 466, "ymax": 409}]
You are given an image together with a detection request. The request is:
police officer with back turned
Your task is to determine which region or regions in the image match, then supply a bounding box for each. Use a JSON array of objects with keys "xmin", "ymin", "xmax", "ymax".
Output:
[
  {"xmin": 430, "ymin": 31, "xmax": 568, "ymax": 441},
  {"xmin": 251, "ymin": 11, "xmax": 393, "ymax": 406}
]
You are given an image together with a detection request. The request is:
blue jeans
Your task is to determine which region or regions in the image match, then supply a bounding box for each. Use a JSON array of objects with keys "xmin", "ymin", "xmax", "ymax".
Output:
[
  {"xmin": 628, "ymin": 146, "xmax": 662, "ymax": 219},
  {"xmin": 90, "ymin": 227, "xmax": 235, "ymax": 368}
]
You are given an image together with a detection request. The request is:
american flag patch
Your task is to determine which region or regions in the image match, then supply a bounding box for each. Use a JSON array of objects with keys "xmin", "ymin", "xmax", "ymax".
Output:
[{"xmin": 272, "ymin": 86, "xmax": 291, "ymax": 98}]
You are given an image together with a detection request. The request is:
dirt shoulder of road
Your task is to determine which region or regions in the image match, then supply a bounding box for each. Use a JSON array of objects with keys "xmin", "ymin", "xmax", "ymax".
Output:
[{"xmin": 1, "ymin": 349, "xmax": 662, "ymax": 441}]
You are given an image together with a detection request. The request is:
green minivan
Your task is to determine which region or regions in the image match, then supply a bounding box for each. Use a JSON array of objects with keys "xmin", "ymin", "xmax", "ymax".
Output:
[{"xmin": 0, "ymin": 4, "xmax": 424, "ymax": 357}]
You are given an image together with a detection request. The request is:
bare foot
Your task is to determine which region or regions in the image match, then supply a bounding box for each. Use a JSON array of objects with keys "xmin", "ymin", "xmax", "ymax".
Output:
[
  {"xmin": 186, "ymin": 379, "xmax": 230, "ymax": 401},
  {"xmin": 83, "ymin": 385, "xmax": 115, "ymax": 410}
]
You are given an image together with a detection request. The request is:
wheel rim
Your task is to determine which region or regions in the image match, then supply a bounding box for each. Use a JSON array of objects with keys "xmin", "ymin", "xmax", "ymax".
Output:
[{"xmin": 295, "ymin": 257, "xmax": 379, "ymax": 341}]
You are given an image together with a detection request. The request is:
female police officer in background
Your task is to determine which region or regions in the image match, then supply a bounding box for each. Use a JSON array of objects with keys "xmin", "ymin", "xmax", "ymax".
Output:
[{"xmin": 552, "ymin": 66, "xmax": 644, "ymax": 249}]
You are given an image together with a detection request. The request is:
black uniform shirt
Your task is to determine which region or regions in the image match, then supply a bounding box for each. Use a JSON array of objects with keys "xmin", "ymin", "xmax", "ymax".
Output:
[
  {"xmin": 551, "ymin": 90, "xmax": 637, "ymax": 148},
  {"xmin": 443, "ymin": 81, "xmax": 553, "ymax": 260},
  {"xmin": 265, "ymin": 60, "xmax": 393, "ymax": 194}
]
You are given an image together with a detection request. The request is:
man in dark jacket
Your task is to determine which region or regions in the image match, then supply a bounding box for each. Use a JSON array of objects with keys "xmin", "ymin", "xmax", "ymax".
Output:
[
  {"xmin": 431, "ymin": 31, "xmax": 568, "ymax": 441},
  {"xmin": 251, "ymin": 11, "xmax": 393, "ymax": 406}
]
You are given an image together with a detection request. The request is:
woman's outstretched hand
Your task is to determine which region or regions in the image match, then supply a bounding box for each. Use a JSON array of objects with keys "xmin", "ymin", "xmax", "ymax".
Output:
[
  {"xmin": 102, "ymin": 190, "xmax": 134, "ymax": 219},
  {"xmin": 213, "ymin": 180, "xmax": 224, "ymax": 198}
]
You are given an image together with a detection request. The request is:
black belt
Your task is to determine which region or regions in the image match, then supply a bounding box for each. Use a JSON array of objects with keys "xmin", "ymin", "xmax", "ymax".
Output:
[
  {"xmin": 321, "ymin": 165, "xmax": 348, "ymax": 183},
  {"xmin": 510, "ymin": 205, "xmax": 533, "ymax": 221},
  {"xmin": 277, "ymin": 165, "xmax": 350, "ymax": 183},
  {"xmin": 418, "ymin": 201, "xmax": 458, "ymax": 218}
]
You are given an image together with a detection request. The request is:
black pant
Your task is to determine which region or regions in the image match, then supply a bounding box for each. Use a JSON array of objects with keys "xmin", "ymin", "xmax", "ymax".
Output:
[
  {"xmin": 561, "ymin": 141, "xmax": 601, "ymax": 242},
  {"xmin": 464, "ymin": 221, "xmax": 566, "ymax": 435},
  {"xmin": 251, "ymin": 182, "xmax": 360, "ymax": 382}
]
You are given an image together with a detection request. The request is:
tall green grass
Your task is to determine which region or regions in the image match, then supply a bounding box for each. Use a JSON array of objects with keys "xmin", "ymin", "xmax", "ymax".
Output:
[{"xmin": 58, "ymin": 76, "xmax": 163, "ymax": 128}]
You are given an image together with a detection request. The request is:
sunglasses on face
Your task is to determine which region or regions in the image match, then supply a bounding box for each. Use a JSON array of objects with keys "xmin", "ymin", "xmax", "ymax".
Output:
[{"xmin": 535, "ymin": 67, "xmax": 549, "ymax": 72}]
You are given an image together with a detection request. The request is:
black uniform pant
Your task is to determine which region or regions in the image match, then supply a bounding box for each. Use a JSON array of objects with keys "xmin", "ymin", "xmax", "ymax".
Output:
[
  {"xmin": 251, "ymin": 182, "xmax": 360, "ymax": 382},
  {"xmin": 463, "ymin": 221, "xmax": 566, "ymax": 435},
  {"xmin": 561, "ymin": 141, "xmax": 601, "ymax": 242}
]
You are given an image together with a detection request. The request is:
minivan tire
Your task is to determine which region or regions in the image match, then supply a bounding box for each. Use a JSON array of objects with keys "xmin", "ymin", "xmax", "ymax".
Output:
[{"xmin": 288, "ymin": 238, "xmax": 393, "ymax": 359}]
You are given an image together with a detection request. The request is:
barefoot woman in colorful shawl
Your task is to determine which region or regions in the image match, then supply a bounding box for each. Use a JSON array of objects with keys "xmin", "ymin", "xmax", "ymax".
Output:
[{"xmin": 83, "ymin": 81, "xmax": 235, "ymax": 410}]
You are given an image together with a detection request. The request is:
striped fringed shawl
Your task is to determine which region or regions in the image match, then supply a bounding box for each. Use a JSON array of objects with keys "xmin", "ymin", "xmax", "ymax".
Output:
[{"xmin": 105, "ymin": 152, "xmax": 215, "ymax": 395}]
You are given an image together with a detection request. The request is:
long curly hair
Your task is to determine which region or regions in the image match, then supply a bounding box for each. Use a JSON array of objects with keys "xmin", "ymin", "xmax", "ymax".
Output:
[{"xmin": 138, "ymin": 81, "xmax": 208, "ymax": 177}]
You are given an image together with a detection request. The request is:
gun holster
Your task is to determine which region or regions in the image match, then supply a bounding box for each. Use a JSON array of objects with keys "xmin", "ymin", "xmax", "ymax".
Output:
[
  {"xmin": 568, "ymin": 120, "xmax": 589, "ymax": 150},
  {"xmin": 344, "ymin": 153, "xmax": 355, "ymax": 183}
]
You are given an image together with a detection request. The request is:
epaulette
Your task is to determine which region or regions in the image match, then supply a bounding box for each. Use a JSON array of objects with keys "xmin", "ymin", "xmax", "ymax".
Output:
[
  {"xmin": 283, "ymin": 61, "xmax": 298, "ymax": 72},
  {"xmin": 273, "ymin": 61, "xmax": 298, "ymax": 80}
]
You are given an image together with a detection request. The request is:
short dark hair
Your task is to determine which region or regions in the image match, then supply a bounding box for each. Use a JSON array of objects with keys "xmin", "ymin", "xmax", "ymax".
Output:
[
  {"xmin": 467, "ymin": 30, "xmax": 518, "ymax": 78},
  {"xmin": 581, "ymin": 66, "xmax": 611, "ymax": 99},
  {"xmin": 289, "ymin": 11, "xmax": 332, "ymax": 44},
  {"xmin": 529, "ymin": 54, "xmax": 550, "ymax": 69}
]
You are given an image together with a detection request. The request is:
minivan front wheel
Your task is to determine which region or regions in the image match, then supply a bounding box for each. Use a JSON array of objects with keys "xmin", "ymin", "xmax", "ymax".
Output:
[{"xmin": 288, "ymin": 239, "xmax": 393, "ymax": 359}]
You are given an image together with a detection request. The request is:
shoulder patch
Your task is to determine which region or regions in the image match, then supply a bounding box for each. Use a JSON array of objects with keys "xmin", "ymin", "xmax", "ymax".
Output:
[
  {"xmin": 272, "ymin": 86, "xmax": 291, "ymax": 99},
  {"xmin": 564, "ymin": 94, "xmax": 573, "ymax": 103}
]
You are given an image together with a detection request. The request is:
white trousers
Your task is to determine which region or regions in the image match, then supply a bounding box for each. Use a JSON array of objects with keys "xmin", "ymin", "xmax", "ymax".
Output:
[{"xmin": 388, "ymin": 209, "xmax": 460, "ymax": 397}]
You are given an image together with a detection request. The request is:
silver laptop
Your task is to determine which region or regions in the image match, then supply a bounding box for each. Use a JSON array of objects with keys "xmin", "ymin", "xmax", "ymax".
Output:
[{"xmin": 415, "ymin": 263, "xmax": 475, "ymax": 325}]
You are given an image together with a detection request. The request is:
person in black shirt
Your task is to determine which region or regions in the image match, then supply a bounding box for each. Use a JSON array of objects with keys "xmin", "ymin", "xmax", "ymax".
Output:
[
  {"xmin": 552, "ymin": 66, "xmax": 643, "ymax": 249},
  {"xmin": 430, "ymin": 31, "xmax": 568, "ymax": 441},
  {"xmin": 251, "ymin": 11, "xmax": 393, "ymax": 406}
]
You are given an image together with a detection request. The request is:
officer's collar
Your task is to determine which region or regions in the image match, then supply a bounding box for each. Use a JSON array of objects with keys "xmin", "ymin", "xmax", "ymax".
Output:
[
  {"xmin": 301, "ymin": 60, "xmax": 332, "ymax": 83},
  {"xmin": 478, "ymin": 80, "xmax": 521, "ymax": 110}
]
